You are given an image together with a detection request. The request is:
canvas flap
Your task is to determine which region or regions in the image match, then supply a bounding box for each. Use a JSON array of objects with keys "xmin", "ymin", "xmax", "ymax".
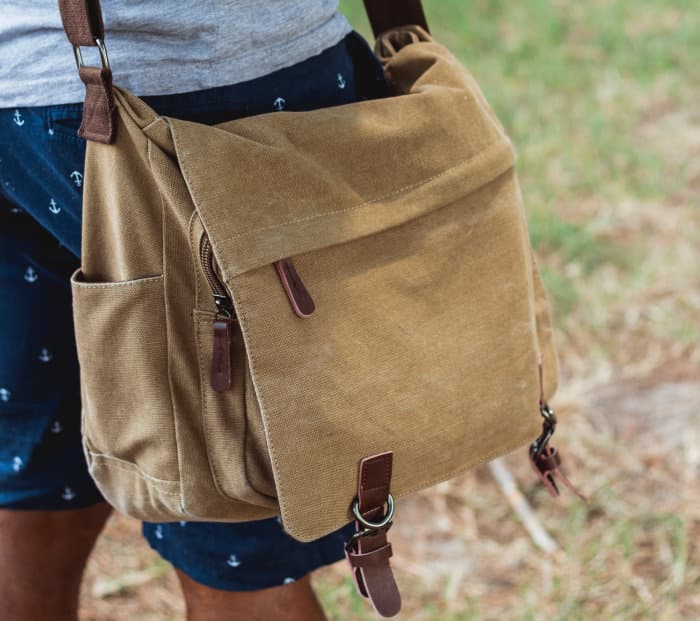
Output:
[
  {"xmin": 164, "ymin": 37, "xmax": 550, "ymax": 542},
  {"xmin": 167, "ymin": 38, "xmax": 515, "ymax": 281}
]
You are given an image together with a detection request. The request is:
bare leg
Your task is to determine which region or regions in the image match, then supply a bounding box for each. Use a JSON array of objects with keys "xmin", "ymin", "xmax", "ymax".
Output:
[
  {"xmin": 177, "ymin": 569, "xmax": 327, "ymax": 621},
  {"xmin": 0, "ymin": 503, "xmax": 112, "ymax": 621}
]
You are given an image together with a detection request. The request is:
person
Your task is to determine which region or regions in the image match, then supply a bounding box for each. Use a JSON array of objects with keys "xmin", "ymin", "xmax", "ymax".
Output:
[{"xmin": 0, "ymin": 2, "xmax": 389, "ymax": 619}]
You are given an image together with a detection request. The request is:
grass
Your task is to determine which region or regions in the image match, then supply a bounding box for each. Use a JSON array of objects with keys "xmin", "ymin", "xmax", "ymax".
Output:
[{"xmin": 79, "ymin": 2, "xmax": 699, "ymax": 620}]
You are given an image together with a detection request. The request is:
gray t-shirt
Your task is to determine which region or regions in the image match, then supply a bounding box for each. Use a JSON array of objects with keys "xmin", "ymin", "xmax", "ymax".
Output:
[{"xmin": 0, "ymin": 0, "xmax": 352, "ymax": 107}]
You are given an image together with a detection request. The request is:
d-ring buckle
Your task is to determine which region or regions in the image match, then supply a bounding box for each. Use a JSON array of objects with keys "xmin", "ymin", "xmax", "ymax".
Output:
[
  {"xmin": 73, "ymin": 38, "xmax": 110, "ymax": 70},
  {"xmin": 351, "ymin": 493, "xmax": 395, "ymax": 531}
]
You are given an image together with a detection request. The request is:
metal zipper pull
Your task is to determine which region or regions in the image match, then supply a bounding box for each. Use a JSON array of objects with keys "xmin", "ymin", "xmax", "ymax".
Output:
[{"xmin": 199, "ymin": 233, "xmax": 237, "ymax": 392}]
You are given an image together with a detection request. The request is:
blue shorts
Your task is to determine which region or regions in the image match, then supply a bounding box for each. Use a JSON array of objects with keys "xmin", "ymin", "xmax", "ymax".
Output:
[{"xmin": 0, "ymin": 30, "xmax": 388, "ymax": 591}]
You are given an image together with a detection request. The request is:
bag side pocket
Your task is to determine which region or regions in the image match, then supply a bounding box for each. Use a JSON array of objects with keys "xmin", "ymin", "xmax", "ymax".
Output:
[{"xmin": 71, "ymin": 269, "xmax": 179, "ymax": 484}]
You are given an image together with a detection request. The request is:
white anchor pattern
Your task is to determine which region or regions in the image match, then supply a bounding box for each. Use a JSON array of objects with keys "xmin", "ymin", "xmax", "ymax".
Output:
[
  {"xmin": 154, "ymin": 525, "xmax": 164, "ymax": 540},
  {"xmin": 337, "ymin": 73, "xmax": 346, "ymax": 89},
  {"xmin": 38, "ymin": 347, "xmax": 53, "ymax": 362},
  {"xmin": 226, "ymin": 553, "xmax": 241, "ymax": 568},
  {"xmin": 24, "ymin": 266, "xmax": 38, "ymax": 283},
  {"xmin": 0, "ymin": 388, "xmax": 10, "ymax": 402},
  {"xmin": 48, "ymin": 198, "xmax": 61, "ymax": 214},
  {"xmin": 272, "ymin": 97, "xmax": 286, "ymax": 111},
  {"xmin": 61, "ymin": 486, "xmax": 76, "ymax": 501},
  {"xmin": 13, "ymin": 109, "xmax": 24, "ymax": 126},
  {"xmin": 50, "ymin": 420, "xmax": 63, "ymax": 434},
  {"xmin": 70, "ymin": 171, "xmax": 83, "ymax": 187},
  {"xmin": 283, "ymin": 577, "xmax": 295, "ymax": 585},
  {"xmin": 12, "ymin": 456, "xmax": 23, "ymax": 472}
]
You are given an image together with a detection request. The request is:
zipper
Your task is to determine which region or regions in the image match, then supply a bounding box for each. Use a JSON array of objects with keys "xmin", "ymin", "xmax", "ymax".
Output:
[{"xmin": 199, "ymin": 232, "xmax": 236, "ymax": 392}]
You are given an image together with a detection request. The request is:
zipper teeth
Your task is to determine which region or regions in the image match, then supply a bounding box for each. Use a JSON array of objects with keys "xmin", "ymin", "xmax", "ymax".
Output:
[{"xmin": 199, "ymin": 233, "xmax": 227, "ymax": 299}]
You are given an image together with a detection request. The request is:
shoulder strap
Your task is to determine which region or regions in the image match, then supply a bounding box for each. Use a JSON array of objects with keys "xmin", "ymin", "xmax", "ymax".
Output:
[
  {"xmin": 57, "ymin": 0, "xmax": 429, "ymax": 143},
  {"xmin": 363, "ymin": 0, "xmax": 429, "ymax": 37}
]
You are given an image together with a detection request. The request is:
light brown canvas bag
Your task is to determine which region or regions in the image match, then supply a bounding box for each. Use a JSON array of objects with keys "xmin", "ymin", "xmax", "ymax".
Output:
[{"xmin": 59, "ymin": 1, "xmax": 578, "ymax": 615}]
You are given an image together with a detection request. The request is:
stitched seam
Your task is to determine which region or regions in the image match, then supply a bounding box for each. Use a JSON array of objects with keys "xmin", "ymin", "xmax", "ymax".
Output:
[
  {"xmin": 214, "ymin": 141, "xmax": 511, "ymax": 242},
  {"xmin": 146, "ymin": 138, "xmax": 183, "ymax": 508},
  {"xmin": 87, "ymin": 451, "xmax": 180, "ymax": 487},
  {"xmin": 71, "ymin": 274, "xmax": 163, "ymax": 289}
]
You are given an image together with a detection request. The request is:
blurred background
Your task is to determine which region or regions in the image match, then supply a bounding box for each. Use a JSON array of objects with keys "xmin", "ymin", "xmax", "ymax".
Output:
[{"xmin": 79, "ymin": 1, "xmax": 699, "ymax": 619}]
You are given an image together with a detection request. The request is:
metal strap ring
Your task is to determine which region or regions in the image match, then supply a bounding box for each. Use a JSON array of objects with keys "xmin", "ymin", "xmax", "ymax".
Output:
[
  {"xmin": 351, "ymin": 493, "xmax": 395, "ymax": 531},
  {"xmin": 73, "ymin": 38, "xmax": 110, "ymax": 70}
]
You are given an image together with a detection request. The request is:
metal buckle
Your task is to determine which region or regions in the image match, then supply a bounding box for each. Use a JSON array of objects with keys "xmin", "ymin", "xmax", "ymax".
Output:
[
  {"xmin": 345, "ymin": 493, "xmax": 395, "ymax": 552},
  {"xmin": 73, "ymin": 38, "xmax": 110, "ymax": 70},
  {"xmin": 351, "ymin": 493, "xmax": 395, "ymax": 531}
]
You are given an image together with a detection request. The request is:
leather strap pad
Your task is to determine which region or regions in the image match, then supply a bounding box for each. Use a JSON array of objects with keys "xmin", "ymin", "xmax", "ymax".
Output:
[{"xmin": 77, "ymin": 66, "xmax": 116, "ymax": 144}]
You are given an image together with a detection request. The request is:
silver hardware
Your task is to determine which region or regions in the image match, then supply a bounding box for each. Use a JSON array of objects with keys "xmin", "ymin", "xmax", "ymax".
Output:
[
  {"xmin": 351, "ymin": 493, "xmax": 395, "ymax": 531},
  {"xmin": 73, "ymin": 38, "xmax": 110, "ymax": 70}
]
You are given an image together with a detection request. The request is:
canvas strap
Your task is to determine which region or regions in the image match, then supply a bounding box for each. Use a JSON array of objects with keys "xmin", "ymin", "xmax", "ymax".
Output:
[
  {"xmin": 344, "ymin": 452, "xmax": 401, "ymax": 617},
  {"xmin": 57, "ymin": 0, "xmax": 429, "ymax": 143}
]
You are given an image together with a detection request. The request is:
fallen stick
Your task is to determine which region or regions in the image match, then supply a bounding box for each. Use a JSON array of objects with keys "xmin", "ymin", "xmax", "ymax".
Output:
[{"xmin": 489, "ymin": 457, "xmax": 558, "ymax": 553}]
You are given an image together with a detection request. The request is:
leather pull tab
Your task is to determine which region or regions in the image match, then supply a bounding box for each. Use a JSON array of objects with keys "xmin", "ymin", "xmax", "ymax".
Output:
[
  {"xmin": 274, "ymin": 258, "xmax": 315, "ymax": 318},
  {"xmin": 530, "ymin": 445, "xmax": 587, "ymax": 502},
  {"xmin": 345, "ymin": 452, "xmax": 401, "ymax": 617},
  {"xmin": 211, "ymin": 317, "xmax": 233, "ymax": 392}
]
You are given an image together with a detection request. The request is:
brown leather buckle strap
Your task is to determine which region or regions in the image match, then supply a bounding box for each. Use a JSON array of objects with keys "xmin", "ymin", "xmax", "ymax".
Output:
[
  {"xmin": 345, "ymin": 451, "xmax": 401, "ymax": 618},
  {"xmin": 58, "ymin": 0, "xmax": 116, "ymax": 143}
]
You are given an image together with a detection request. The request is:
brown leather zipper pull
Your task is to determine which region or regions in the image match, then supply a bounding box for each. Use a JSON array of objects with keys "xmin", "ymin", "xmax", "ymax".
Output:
[
  {"xmin": 274, "ymin": 258, "xmax": 315, "ymax": 318},
  {"xmin": 211, "ymin": 316, "xmax": 233, "ymax": 392}
]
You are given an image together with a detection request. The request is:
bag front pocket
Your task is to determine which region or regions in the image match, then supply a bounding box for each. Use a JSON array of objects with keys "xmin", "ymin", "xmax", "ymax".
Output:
[
  {"xmin": 192, "ymin": 307, "xmax": 275, "ymax": 507},
  {"xmin": 70, "ymin": 269, "xmax": 179, "ymax": 484}
]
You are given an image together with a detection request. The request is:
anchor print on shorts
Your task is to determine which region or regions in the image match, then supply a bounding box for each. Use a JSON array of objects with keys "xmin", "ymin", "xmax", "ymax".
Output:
[
  {"xmin": 62, "ymin": 486, "xmax": 76, "ymax": 501},
  {"xmin": 337, "ymin": 73, "xmax": 346, "ymax": 89},
  {"xmin": 273, "ymin": 97, "xmax": 286, "ymax": 111},
  {"xmin": 49, "ymin": 198, "xmax": 61, "ymax": 215},
  {"xmin": 70, "ymin": 171, "xmax": 83, "ymax": 187},
  {"xmin": 154, "ymin": 525, "xmax": 164, "ymax": 540},
  {"xmin": 38, "ymin": 348, "xmax": 53, "ymax": 363},
  {"xmin": 24, "ymin": 266, "xmax": 38, "ymax": 283},
  {"xmin": 12, "ymin": 110, "xmax": 24, "ymax": 127},
  {"xmin": 283, "ymin": 577, "xmax": 295, "ymax": 585},
  {"xmin": 50, "ymin": 420, "xmax": 63, "ymax": 434},
  {"xmin": 226, "ymin": 553, "xmax": 241, "ymax": 568},
  {"xmin": 0, "ymin": 388, "xmax": 11, "ymax": 402},
  {"xmin": 12, "ymin": 456, "xmax": 23, "ymax": 472}
]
